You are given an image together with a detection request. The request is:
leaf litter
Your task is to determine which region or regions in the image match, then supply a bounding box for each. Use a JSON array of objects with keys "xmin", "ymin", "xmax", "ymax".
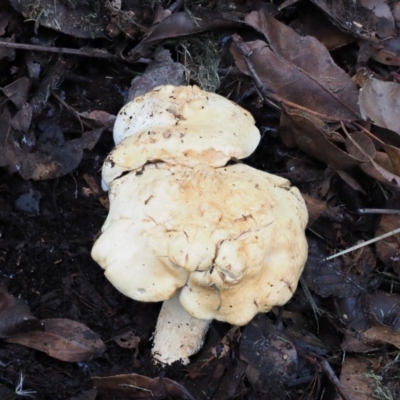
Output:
[{"xmin": 1, "ymin": 1, "xmax": 400, "ymax": 399}]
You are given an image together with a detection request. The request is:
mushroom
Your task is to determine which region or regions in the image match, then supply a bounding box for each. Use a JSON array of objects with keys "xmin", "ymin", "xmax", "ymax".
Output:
[
  {"xmin": 91, "ymin": 85, "xmax": 308, "ymax": 365},
  {"xmin": 101, "ymin": 85, "xmax": 260, "ymax": 190}
]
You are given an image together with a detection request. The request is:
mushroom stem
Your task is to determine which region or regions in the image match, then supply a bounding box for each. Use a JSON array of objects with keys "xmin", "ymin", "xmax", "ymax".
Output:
[{"xmin": 152, "ymin": 291, "xmax": 211, "ymax": 365}]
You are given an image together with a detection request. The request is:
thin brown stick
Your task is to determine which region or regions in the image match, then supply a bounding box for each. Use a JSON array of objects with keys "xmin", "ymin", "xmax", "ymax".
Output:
[
  {"xmin": 302, "ymin": 354, "xmax": 355, "ymax": 400},
  {"xmin": 320, "ymin": 359, "xmax": 354, "ymax": 400},
  {"xmin": 0, "ymin": 40, "xmax": 151, "ymax": 64}
]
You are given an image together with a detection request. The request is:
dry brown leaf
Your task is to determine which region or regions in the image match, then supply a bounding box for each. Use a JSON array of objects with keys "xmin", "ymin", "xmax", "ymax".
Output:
[
  {"xmin": 361, "ymin": 326, "xmax": 400, "ymax": 349},
  {"xmin": 310, "ymin": 0, "xmax": 396, "ymax": 40},
  {"xmin": 341, "ymin": 332, "xmax": 378, "ymax": 353},
  {"xmin": 128, "ymin": 48, "xmax": 186, "ymax": 101},
  {"xmin": 240, "ymin": 315, "xmax": 298, "ymax": 393},
  {"xmin": 112, "ymin": 330, "xmax": 140, "ymax": 350},
  {"xmin": 79, "ymin": 110, "xmax": 116, "ymax": 130},
  {"xmin": 359, "ymin": 156, "xmax": 400, "ymax": 190},
  {"xmin": 359, "ymin": 77, "xmax": 400, "ymax": 134},
  {"xmin": 280, "ymin": 111, "xmax": 364, "ymax": 169},
  {"xmin": 92, "ymin": 373, "xmax": 195, "ymax": 400},
  {"xmin": 231, "ymin": 10, "xmax": 360, "ymax": 121},
  {"xmin": 1, "ymin": 77, "xmax": 31, "ymax": 109},
  {"xmin": 9, "ymin": 0, "xmax": 108, "ymax": 39},
  {"xmin": 19, "ymin": 128, "xmax": 104, "ymax": 180},
  {"xmin": 131, "ymin": 8, "xmax": 239, "ymax": 58},
  {"xmin": 10, "ymin": 103, "xmax": 32, "ymax": 133},
  {"xmin": 366, "ymin": 293, "xmax": 400, "ymax": 330},
  {"xmin": 302, "ymin": 194, "xmax": 327, "ymax": 226},
  {"xmin": 6, "ymin": 318, "xmax": 106, "ymax": 362},
  {"xmin": 0, "ymin": 286, "xmax": 43, "ymax": 338},
  {"xmin": 291, "ymin": 3, "xmax": 354, "ymax": 50},
  {"xmin": 344, "ymin": 131, "xmax": 376, "ymax": 161},
  {"xmin": 335, "ymin": 356, "xmax": 374, "ymax": 400},
  {"xmin": 381, "ymin": 143, "xmax": 400, "ymax": 177},
  {"xmin": 336, "ymin": 170, "xmax": 366, "ymax": 194},
  {"xmin": 374, "ymin": 151, "xmax": 396, "ymax": 174},
  {"xmin": 372, "ymin": 36, "xmax": 400, "ymax": 66},
  {"xmin": 345, "ymin": 131, "xmax": 400, "ymax": 190},
  {"xmin": 303, "ymin": 239, "xmax": 368, "ymax": 298}
]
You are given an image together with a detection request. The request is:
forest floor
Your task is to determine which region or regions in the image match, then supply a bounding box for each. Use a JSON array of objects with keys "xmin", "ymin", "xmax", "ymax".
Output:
[{"xmin": 1, "ymin": 1, "xmax": 400, "ymax": 399}]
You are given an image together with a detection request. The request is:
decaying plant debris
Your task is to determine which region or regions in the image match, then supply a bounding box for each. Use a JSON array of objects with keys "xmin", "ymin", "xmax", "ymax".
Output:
[{"xmin": 1, "ymin": 0, "xmax": 400, "ymax": 399}]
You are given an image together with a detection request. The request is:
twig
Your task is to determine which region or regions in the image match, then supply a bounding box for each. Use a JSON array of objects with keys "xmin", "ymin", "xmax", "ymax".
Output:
[
  {"xmin": 51, "ymin": 91, "xmax": 84, "ymax": 131},
  {"xmin": 324, "ymin": 226, "xmax": 400, "ymax": 261},
  {"xmin": 301, "ymin": 354, "xmax": 354, "ymax": 400},
  {"xmin": 0, "ymin": 40, "xmax": 150, "ymax": 64},
  {"xmin": 319, "ymin": 359, "xmax": 354, "ymax": 400},
  {"xmin": 358, "ymin": 208, "xmax": 400, "ymax": 214}
]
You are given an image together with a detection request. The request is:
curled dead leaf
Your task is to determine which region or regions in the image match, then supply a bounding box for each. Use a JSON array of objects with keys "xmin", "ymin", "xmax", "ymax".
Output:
[
  {"xmin": 231, "ymin": 10, "xmax": 360, "ymax": 121},
  {"xmin": 6, "ymin": 318, "xmax": 106, "ymax": 362},
  {"xmin": 92, "ymin": 373, "xmax": 195, "ymax": 400},
  {"xmin": 0, "ymin": 286, "xmax": 43, "ymax": 338}
]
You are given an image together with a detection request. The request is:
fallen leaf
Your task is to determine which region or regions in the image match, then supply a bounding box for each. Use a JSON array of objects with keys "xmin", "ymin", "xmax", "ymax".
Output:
[
  {"xmin": 359, "ymin": 77, "xmax": 400, "ymax": 134},
  {"xmin": 291, "ymin": 3, "xmax": 354, "ymax": 50},
  {"xmin": 280, "ymin": 111, "xmax": 365, "ymax": 170},
  {"xmin": 366, "ymin": 293, "xmax": 400, "ymax": 330},
  {"xmin": 302, "ymin": 193, "xmax": 327, "ymax": 226},
  {"xmin": 341, "ymin": 332, "xmax": 377, "ymax": 353},
  {"xmin": 9, "ymin": 0, "xmax": 108, "ymax": 39},
  {"xmin": 336, "ymin": 296, "xmax": 369, "ymax": 331},
  {"xmin": 345, "ymin": 131, "xmax": 400, "ymax": 190},
  {"xmin": 336, "ymin": 356, "xmax": 374, "ymax": 400},
  {"xmin": 240, "ymin": 314, "xmax": 298, "ymax": 393},
  {"xmin": 92, "ymin": 373, "xmax": 195, "ymax": 400},
  {"xmin": 0, "ymin": 286, "xmax": 43, "ymax": 338},
  {"xmin": 1, "ymin": 77, "xmax": 31, "ymax": 109},
  {"xmin": 79, "ymin": 110, "xmax": 116, "ymax": 130},
  {"xmin": 372, "ymin": 36, "xmax": 400, "ymax": 66},
  {"xmin": 310, "ymin": 0, "xmax": 396, "ymax": 40},
  {"xmin": 112, "ymin": 330, "xmax": 140, "ymax": 350},
  {"xmin": 231, "ymin": 10, "xmax": 360, "ymax": 121},
  {"xmin": 18, "ymin": 128, "xmax": 104, "ymax": 180},
  {"xmin": 361, "ymin": 326, "xmax": 400, "ymax": 349},
  {"xmin": 6, "ymin": 318, "xmax": 106, "ymax": 362},
  {"xmin": 336, "ymin": 170, "xmax": 366, "ymax": 194},
  {"xmin": 131, "ymin": 8, "xmax": 239, "ymax": 58},
  {"xmin": 128, "ymin": 48, "xmax": 185, "ymax": 101},
  {"xmin": 303, "ymin": 239, "xmax": 368, "ymax": 298},
  {"xmin": 10, "ymin": 103, "xmax": 32, "ymax": 133}
]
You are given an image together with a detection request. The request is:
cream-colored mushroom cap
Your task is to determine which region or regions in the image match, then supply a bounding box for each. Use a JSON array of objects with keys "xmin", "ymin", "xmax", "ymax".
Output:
[
  {"xmin": 91, "ymin": 162, "xmax": 308, "ymax": 326},
  {"xmin": 101, "ymin": 85, "xmax": 260, "ymax": 189}
]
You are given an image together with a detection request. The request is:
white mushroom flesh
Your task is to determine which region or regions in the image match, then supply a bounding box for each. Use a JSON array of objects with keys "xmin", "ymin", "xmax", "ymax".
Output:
[{"xmin": 91, "ymin": 85, "xmax": 308, "ymax": 365}]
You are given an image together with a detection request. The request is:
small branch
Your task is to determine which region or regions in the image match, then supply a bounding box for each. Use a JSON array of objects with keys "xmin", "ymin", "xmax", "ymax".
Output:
[
  {"xmin": 301, "ymin": 354, "xmax": 354, "ymax": 400},
  {"xmin": 358, "ymin": 208, "xmax": 400, "ymax": 215},
  {"xmin": 0, "ymin": 39, "xmax": 120, "ymax": 60},
  {"xmin": 319, "ymin": 359, "xmax": 354, "ymax": 400},
  {"xmin": 324, "ymin": 226, "xmax": 400, "ymax": 261}
]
